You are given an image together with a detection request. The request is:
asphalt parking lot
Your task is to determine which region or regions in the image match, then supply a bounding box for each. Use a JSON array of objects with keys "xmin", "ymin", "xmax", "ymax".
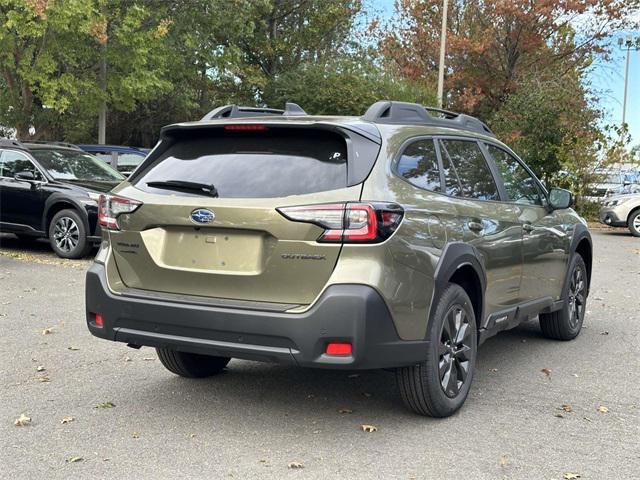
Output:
[{"xmin": 1, "ymin": 229, "xmax": 639, "ymax": 480}]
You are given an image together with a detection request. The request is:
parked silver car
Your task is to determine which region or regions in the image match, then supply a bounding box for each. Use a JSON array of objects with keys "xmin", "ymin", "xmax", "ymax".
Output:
[{"xmin": 600, "ymin": 193, "xmax": 640, "ymax": 237}]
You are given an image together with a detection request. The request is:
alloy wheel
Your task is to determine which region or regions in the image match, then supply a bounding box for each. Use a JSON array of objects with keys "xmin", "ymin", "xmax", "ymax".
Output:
[
  {"xmin": 633, "ymin": 214, "xmax": 640, "ymax": 233},
  {"xmin": 567, "ymin": 266, "xmax": 586, "ymax": 329},
  {"xmin": 53, "ymin": 217, "xmax": 80, "ymax": 253},
  {"xmin": 438, "ymin": 305, "xmax": 473, "ymax": 398}
]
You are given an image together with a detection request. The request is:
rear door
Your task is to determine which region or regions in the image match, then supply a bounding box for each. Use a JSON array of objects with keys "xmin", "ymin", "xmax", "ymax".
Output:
[
  {"xmin": 108, "ymin": 125, "xmax": 375, "ymax": 306},
  {"xmin": 0, "ymin": 150, "xmax": 47, "ymax": 229},
  {"xmin": 437, "ymin": 138, "xmax": 524, "ymax": 312}
]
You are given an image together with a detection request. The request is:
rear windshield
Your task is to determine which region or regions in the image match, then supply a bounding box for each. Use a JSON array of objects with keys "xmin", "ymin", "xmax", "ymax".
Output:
[{"xmin": 133, "ymin": 128, "xmax": 348, "ymax": 198}]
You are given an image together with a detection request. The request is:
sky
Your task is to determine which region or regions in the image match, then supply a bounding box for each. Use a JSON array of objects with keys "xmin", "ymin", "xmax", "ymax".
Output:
[{"xmin": 368, "ymin": 1, "xmax": 640, "ymax": 145}]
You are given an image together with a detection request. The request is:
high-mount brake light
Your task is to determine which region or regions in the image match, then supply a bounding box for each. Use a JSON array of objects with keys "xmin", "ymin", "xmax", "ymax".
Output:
[
  {"xmin": 98, "ymin": 194, "xmax": 142, "ymax": 230},
  {"xmin": 224, "ymin": 124, "xmax": 269, "ymax": 131},
  {"xmin": 277, "ymin": 202, "xmax": 403, "ymax": 244}
]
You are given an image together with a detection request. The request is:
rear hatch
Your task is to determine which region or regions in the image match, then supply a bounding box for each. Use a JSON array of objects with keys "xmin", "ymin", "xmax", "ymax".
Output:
[{"xmin": 106, "ymin": 122, "xmax": 380, "ymax": 307}]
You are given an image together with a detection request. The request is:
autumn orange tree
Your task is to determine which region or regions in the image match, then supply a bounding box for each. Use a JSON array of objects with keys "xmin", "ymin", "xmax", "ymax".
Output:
[{"xmin": 381, "ymin": 0, "xmax": 639, "ymax": 191}]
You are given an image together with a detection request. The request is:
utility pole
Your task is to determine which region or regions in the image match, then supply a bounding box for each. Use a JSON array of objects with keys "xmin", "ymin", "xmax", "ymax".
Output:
[
  {"xmin": 98, "ymin": 45, "xmax": 107, "ymax": 145},
  {"xmin": 619, "ymin": 35, "xmax": 639, "ymax": 127},
  {"xmin": 437, "ymin": 0, "xmax": 449, "ymax": 109}
]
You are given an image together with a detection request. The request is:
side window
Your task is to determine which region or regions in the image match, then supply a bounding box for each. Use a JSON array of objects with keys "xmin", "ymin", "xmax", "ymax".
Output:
[
  {"xmin": 116, "ymin": 153, "xmax": 145, "ymax": 171},
  {"xmin": 440, "ymin": 139, "xmax": 499, "ymax": 201},
  {"xmin": 0, "ymin": 150, "xmax": 42, "ymax": 180},
  {"xmin": 396, "ymin": 139, "xmax": 441, "ymax": 192},
  {"xmin": 487, "ymin": 145, "xmax": 543, "ymax": 206}
]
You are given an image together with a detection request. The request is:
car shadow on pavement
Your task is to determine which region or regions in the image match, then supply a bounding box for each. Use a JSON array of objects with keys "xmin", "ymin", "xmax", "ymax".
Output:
[
  {"xmin": 123, "ymin": 319, "xmax": 558, "ymax": 422},
  {"xmin": 0, "ymin": 232, "xmax": 97, "ymax": 259}
]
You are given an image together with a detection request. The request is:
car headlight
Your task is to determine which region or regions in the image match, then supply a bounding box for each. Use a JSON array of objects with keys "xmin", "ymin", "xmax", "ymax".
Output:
[{"xmin": 87, "ymin": 191, "xmax": 102, "ymax": 202}]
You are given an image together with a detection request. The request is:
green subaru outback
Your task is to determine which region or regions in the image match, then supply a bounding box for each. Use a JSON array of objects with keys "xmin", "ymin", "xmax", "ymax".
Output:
[{"xmin": 86, "ymin": 101, "xmax": 592, "ymax": 417}]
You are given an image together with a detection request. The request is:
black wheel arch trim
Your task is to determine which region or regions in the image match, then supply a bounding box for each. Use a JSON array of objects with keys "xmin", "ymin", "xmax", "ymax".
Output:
[
  {"xmin": 42, "ymin": 194, "xmax": 92, "ymax": 235},
  {"xmin": 427, "ymin": 242, "xmax": 487, "ymax": 338},
  {"xmin": 568, "ymin": 223, "xmax": 592, "ymax": 294}
]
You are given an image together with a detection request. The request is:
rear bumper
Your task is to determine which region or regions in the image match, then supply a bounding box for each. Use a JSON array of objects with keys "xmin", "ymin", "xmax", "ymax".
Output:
[{"xmin": 85, "ymin": 263, "xmax": 429, "ymax": 369}]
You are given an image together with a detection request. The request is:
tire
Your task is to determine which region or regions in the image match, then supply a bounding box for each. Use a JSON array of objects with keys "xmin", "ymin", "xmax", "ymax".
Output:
[
  {"xmin": 48, "ymin": 209, "xmax": 91, "ymax": 259},
  {"xmin": 539, "ymin": 254, "xmax": 588, "ymax": 341},
  {"xmin": 156, "ymin": 348, "xmax": 230, "ymax": 378},
  {"xmin": 628, "ymin": 209, "xmax": 640, "ymax": 237},
  {"xmin": 396, "ymin": 284, "xmax": 477, "ymax": 417}
]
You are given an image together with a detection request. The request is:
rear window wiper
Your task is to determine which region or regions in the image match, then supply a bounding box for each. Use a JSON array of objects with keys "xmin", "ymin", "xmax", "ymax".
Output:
[{"xmin": 145, "ymin": 180, "xmax": 218, "ymax": 197}]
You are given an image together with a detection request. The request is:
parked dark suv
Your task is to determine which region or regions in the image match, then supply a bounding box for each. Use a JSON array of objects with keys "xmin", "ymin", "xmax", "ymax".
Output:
[
  {"xmin": 85, "ymin": 102, "xmax": 592, "ymax": 417},
  {"xmin": 0, "ymin": 140, "xmax": 124, "ymax": 258}
]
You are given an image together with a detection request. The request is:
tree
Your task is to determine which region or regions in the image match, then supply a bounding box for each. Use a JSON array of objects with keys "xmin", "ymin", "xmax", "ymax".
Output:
[{"xmin": 0, "ymin": 0, "xmax": 171, "ymax": 140}]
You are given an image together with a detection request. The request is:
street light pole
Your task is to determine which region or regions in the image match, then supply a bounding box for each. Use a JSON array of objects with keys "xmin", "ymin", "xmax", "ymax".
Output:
[
  {"xmin": 619, "ymin": 35, "xmax": 639, "ymax": 128},
  {"xmin": 437, "ymin": 0, "xmax": 449, "ymax": 109}
]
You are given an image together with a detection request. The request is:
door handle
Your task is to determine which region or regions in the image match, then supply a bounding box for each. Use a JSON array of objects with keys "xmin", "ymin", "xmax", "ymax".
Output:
[
  {"xmin": 467, "ymin": 221, "xmax": 484, "ymax": 233},
  {"xmin": 522, "ymin": 223, "xmax": 535, "ymax": 233}
]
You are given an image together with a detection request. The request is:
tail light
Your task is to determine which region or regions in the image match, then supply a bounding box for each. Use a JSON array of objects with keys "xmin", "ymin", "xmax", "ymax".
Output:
[
  {"xmin": 277, "ymin": 202, "xmax": 403, "ymax": 243},
  {"xmin": 99, "ymin": 194, "xmax": 142, "ymax": 230}
]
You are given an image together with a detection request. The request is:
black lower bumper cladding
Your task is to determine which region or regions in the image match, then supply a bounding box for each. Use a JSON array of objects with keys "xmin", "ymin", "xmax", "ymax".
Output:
[{"xmin": 85, "ymin": 264, "xmax": 429, "ymax": 370}]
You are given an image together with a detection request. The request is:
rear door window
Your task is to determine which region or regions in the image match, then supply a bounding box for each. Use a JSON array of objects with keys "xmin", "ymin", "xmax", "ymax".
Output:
[
  {"xmin": 396, "ymin": 139, "xmax": 441, "ymax": 192},
  {"xmin": 134, "ymin": 128, "xmax": 348, "ymax": 198},
  {"xmin": 440, "ymin": 139, "xmax": 499, "ymax": 201}
]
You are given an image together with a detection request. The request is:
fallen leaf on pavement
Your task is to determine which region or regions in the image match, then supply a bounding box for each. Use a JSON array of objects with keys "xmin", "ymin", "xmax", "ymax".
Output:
[
  {"xmin": 36, "ymin": 365, "xmax": 45, "ymax": 372},
  {"xmin": 124, "ymin": 356, "xmax": 132, "ymax": 362},
  {"xmin": 67, "ymin": 346, "xmax": 80, "ymax": 351},
  {"xmin": 61, "ymin": 416, "xmax": 75, "ymax": 424},
  {"xmin": 563, "ymin": 473, "xmax": 581, "ymax": 479},
  {"xmin": 338, "ymin": 407, "xmax": 353, "ymax": 414},
  {"xmin": 499, "ymin": 456, "xmax": 509, "ymax": 467},
  {"xmin": 36, "ymin": 376, "xmax": 50, "ymax": 383},
  {"xmin": 541, "ymin": 368, "xmax": 552, "ymax": 379},
  {"xmin": 132, "ymin": 432, "xmax": 140, "ymax": 438},
  {"xmin": 142, "ymin": 357, "xmax": 155, "ymax": 361},
  {"xmin": 95, "ymin": 401, "xmax": 115, "ymax": 409},
  {"xmin": 42, "ymin": 327, "xmax": 55, "ymax": 335},
  {"xmin": 361, "ymin": 424, "xmax": 377, "ymax": 433},
  {"xmin": 288, "ymin": 462, "xmax": 304, "ymax": 469},
  {"xmin": 597, "ymin": 405, "xmax": 609, "ymax": 414},
  {"xmin": 561, "ymin": 404, "xmax": 573, "ymax": 413},
  {"xmin": 66, "ymin": 456, "xmax": 83, "ymax": 463},
  {"xmin": 14, "ymin": 413, "xmax": 31, "ymax": 426},
  {"xmin": 554, "ymin": 412, "xmax": 565, "ymax": 418}
]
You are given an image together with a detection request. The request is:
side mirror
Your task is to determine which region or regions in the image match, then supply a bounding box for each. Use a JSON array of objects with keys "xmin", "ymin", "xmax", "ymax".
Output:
[
  {"xmin": 14, "ymin": 171, "xmax": 36, "ymax": 182},
  {"xmin": 548, "ymin": 187, "xmax": 574, "ymax": 210}
]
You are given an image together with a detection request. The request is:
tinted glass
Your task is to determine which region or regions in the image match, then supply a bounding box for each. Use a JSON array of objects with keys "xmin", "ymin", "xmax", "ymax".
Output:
[
  {"xmin": 134, "ymin": 129, "xmax": 348, "ymax": 198},
  {"xmin": 487, "ymin": 145, "xmax": 543, "ymax": 206},
  {"xmin": 0, "ymin": 150, "xmax": 42, "ymax": 180},
  {"xmin": 440, "ymin": 140, "xmax": 499, "ymax": 201},
  {"xmin": 117, "ymin": 153, "xmax": 145, "ymax": 168},
  {"xmin": 396, "ymin": 139, "xmax": 440, "ymax": 191},
  {"xmin": 441, "ymin": 147, "xmax": 462, "ymax": 196},
  {"xmin": 30, "ymin": 149, "xmax": 124, "ymax": 182}
]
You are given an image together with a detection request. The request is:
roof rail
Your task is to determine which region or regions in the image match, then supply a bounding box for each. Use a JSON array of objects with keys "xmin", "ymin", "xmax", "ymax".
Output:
[
  {"xmin": 362, "ymin": 101, "xmax": 495, "ymax": 137},
  {"xmin": 20, "ymin": 140, "xmax": 81, "ymax": 149},
  {"xmin": 0, "ymin": 138, "xmax": 26, "ymax": 149},
  {"xmin": 201, "ymin": 102, "xmax": 307, "ymax": 121}
]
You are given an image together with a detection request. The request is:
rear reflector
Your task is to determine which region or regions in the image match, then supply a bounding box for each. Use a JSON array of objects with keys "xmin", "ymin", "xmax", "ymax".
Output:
[
  {"xmin": 277, "ymin": 202, "xmax": 403, "ymax": 244},
  {"xmin": 326, "ymin": 342, "xmax": 352, "ymax": 356},
  {"xmin": 224, "ymin": 124, "xmax": 269, "ymax": 131},
  {"xmin": 94, "ymin": 313, "xmax": 103, "ymax": 327}
]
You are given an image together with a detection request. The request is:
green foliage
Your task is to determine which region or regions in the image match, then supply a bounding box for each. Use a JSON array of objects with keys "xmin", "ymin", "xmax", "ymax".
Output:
[{"xmin": 266, "ymin": 54, "xmax": 436, "ymax": 115}]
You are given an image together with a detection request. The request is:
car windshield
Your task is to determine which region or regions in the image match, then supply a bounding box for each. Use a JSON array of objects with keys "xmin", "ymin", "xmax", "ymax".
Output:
[{"xmin": 30, "ymin": 149, "xmax": 125, "ymax": 182}]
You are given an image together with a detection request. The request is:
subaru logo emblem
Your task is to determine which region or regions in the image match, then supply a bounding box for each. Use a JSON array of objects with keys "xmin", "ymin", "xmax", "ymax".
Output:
[{"xmin": 190, "ymin": 208, "xmax": 215, "ymax": 224}]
